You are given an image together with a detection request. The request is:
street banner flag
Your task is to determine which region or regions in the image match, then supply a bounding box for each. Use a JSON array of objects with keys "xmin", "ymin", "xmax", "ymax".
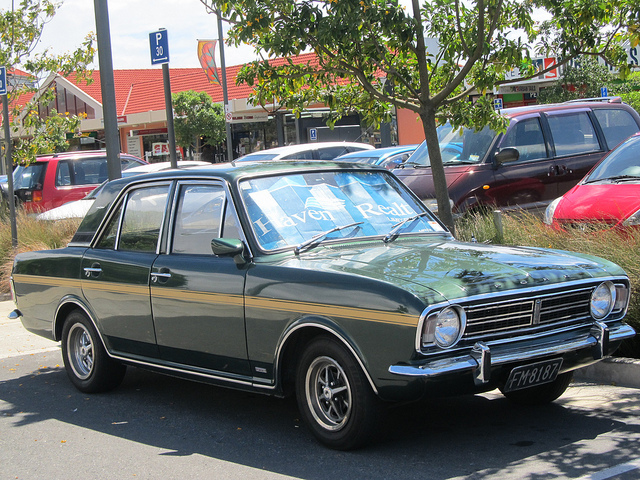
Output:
[{"xmin": 198, "ymin": 40, "xmax": 221, "ymax": 85}]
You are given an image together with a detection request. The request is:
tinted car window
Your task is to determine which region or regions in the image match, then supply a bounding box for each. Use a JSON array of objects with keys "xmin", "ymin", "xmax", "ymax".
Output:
[
  {"xmin": 500, "ymin": 117, "xmax": 548, "ymax": 162},
  {"xmin": 282, "ymin": 150, "xmax": 315, "ymax": 160},
  {"xmin": 547, "ymin": 111, "xmax": 600, "ymax": 156},
  {"xmin": 593, "ymin": 108, "xmax": 639, "ymax": 149},
  {"xmin": 13, "ymin": 163, "xmax": 47, "ymax": 189},
  {"xmin": 172, "ymin": 184, "xmax": 226, "ymax": 254},
  {"xmin": 317, "ymin": 146, "xmax": 349, "ymax": 160},
  {"xmin": 119, "ymin": 185, "xmax": 170, "ymax": 252}
]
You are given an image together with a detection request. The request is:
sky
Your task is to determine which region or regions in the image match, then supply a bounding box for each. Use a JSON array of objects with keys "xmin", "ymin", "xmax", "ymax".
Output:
[{"xmin": 4, "ymin": 0, "xmax": 259, "ymax": 70}]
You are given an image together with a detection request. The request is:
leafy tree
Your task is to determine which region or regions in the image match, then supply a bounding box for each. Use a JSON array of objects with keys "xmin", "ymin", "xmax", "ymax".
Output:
[
  {"xmin": 537, "ymin": 56, "xmax": 640, "ymax": 107},
  {"xmin": 200, "ymin": 0, "xmax": 639, "ymax": 232},
  {"xmin": 172, "ymin": 90, "xmax": 226, "ymax": 158},
  {"xmin": 1, "ymin": 0, "xmax": 95, "ymax": 164}
]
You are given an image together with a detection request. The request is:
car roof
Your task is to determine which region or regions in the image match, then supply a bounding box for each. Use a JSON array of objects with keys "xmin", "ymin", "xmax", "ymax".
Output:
[
  {"xmin": 336, "ymin": 145, "xmax": 418, "ymax": 159},
  {"xmin": 501, "ymin": 98, "xmax": 631, "ymax": 118},
  {"xmin": 33, "ymin": 150, "xmax": 144, "ymax": 162},
  {"xmin": 237, "ymin": 141, "xmax": 374, "ymax": 160}
]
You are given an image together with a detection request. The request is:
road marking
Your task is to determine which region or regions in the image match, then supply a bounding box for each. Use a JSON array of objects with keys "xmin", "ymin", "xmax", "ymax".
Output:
[
  {"xmin": 575, "ymin": 458, "xmax": 640, "ymax": 480},
  {"xmin": 0, "ymin": 346, "xmax": 60, "ymax": 360}
]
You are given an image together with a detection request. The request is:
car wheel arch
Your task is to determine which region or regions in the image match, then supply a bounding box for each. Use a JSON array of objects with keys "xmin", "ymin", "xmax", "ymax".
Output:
[
  {"xmin": 54, "ymin": 297, "xmax": 103, "ymax": 346},
  {"xmin": 274, "ymin": 319, "xmax": 378, "ymax": 397}
]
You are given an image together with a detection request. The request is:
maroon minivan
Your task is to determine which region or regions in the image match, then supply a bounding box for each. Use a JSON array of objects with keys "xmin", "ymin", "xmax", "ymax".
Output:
[{"xmin": 393, "ymin": 98, "xmax": 640, "ymax": 215}]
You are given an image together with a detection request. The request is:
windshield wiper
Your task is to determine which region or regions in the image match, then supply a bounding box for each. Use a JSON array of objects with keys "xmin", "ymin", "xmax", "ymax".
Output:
[
  {"xmin": 383, "ymin": 212, "xmax": 431, "ymax": 243},
  {"xmin": 294, "ymin": 222, "xmax": 364, "ymax": 254},
  {"xmin": 584, "ymin": 175, "xmax": 640, "ymax": 184}
]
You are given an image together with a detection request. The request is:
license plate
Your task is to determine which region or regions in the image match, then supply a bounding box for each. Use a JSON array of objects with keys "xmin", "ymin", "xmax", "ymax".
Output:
[{"xmin": 503, "ymin": 358, "xmax": 563, "ymax": 393}]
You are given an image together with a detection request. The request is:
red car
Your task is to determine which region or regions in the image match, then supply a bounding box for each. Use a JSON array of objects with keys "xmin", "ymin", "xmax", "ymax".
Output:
[
  {"xmin": 9, "ymin": 151, "xmax": 146, "ymax": 213},
  {"xmin": 544, "ymin": 132, "xmax": 640, "ymax": 229}
]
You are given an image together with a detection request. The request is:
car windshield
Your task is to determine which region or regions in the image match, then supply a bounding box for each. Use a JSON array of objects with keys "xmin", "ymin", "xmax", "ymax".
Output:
[
  {"xmin": 239, "ymin": 170, "xmax": 446, "ymax": 251},
  {"xmin": 584, "ymin": 135, "xmax": 640, "ymax": 183},
  {"xmin": 404, "ymin": 123, "xmax": 496, "ymax": 167}
]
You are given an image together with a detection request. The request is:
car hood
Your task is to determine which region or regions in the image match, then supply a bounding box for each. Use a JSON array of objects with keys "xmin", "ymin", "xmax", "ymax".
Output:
[
  {"xmin": 392, "ymin": 165, "xmax": 472, "ymax": 198},
  {"xmin": 556, "ymin": 184, "xmax": 640, "ymax": 223},
  {"xmin": 280, "ymin": 238, "xmax": 622, "ymax": 303}
]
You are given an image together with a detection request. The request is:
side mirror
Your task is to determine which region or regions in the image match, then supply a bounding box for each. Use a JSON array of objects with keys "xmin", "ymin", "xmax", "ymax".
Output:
[
  {"xmin": 211, "ymin": 238, "xmax": 247, "ymax": 265},
  {"xmin": 494, "ymin": 147, "xmax": 519, "ymax": 167}
]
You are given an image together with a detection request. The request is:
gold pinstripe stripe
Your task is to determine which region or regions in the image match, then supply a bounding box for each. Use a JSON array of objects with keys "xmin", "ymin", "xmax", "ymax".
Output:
[
  {"xmin": 14, "ymin": 275, "xmax": 418, "ymax": 327},
  {"xmin": 12, "ymin": 274, "xmax": 82, "ymax": 289}
]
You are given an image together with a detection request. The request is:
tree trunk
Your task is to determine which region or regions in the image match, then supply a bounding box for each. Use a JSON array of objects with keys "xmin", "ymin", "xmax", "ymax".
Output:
[{"xmin": 420, "ymin": 108, "xmax": 455, "ymax": 235}]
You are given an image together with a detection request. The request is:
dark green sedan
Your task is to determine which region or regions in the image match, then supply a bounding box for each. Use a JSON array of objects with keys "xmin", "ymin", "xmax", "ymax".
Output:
[{"xmin": 9, "ymin": 161, "xmax": 635, "ymax": 449}]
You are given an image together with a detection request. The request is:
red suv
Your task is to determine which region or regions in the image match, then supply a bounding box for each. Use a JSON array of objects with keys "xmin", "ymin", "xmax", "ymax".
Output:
[{"xmin": 10, "ymin": 151, "xmax": 146, "ymax": 213}]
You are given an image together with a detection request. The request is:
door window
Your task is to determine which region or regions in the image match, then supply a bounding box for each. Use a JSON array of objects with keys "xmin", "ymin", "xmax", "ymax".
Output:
[
  {"xmin": 501, "ymin": 118, "xmax": 548, "ymax": 162},
  {"xmin": 172, "ymin": 184, "xmax": 241, "ymax": 254},
  {"xmin": 118, "ymin": 185, "xmax": 170, "ymax": 252},
  {"xmin": 547, "ymin": 112, "xmax": 600, "ymax": 157}
]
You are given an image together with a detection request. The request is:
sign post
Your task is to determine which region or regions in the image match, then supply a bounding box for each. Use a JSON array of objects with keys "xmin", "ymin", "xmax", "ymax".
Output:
[
  {"xmin": 149, "ymin": 29, "xmax": 177, "ymax": 168},
  {"xmin": 1, "ymin": 65, "xmax": 18, "ymax": 248}
]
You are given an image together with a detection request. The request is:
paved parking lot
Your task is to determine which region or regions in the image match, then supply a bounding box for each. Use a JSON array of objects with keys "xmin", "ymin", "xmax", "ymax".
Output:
[{"xmin": 2, "ymin": 300, "xmax": 639, "ymax": 480}]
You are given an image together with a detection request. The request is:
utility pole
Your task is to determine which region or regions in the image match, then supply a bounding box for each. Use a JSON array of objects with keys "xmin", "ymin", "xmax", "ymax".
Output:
[{"xmin": 93, "ymin": 0, "xmax": 122, "ymax": 180}]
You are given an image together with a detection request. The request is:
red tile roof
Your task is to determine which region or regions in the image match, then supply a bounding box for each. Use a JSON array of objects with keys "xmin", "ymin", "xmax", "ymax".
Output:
[{"xmin": 66, "ymin": 52, "xmax": 320, "ymax": 116}]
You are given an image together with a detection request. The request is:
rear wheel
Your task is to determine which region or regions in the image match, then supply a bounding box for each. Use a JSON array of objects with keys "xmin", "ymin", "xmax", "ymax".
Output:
[
  {"xmin": 296, "ymin": 336, "xmax": 380, "ymax": 450},
  {"xmin": 61, "ymin": 310, "xmax": 126, "ymax": 393},
  {"xmin": 500, "ymin": 372, "xmax": 573, "ymax": 405}
]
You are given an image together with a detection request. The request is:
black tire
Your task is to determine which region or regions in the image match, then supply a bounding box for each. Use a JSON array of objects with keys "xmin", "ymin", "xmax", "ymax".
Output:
[
  {"xmin": 500, "ymin": 372, "xmax": 573, "ymax": 406},
  {"xmin": 295, "ymin": 336, "xmax": 381, "ymax": 450},
  {"xmin": 61, "ymin": 310, "xmax": 126, "ymax": 393}
]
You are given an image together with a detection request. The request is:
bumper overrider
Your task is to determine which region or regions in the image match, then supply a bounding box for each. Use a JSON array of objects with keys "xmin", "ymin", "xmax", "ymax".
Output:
[{"xmin": 389, "ymin": 320, "xmax": 636, "ymax": 385}]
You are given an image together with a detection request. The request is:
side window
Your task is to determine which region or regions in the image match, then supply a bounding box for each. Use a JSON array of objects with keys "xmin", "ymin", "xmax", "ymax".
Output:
[
  {"xmin": 501, "ymin": 118, "xmax": 548, "ymax": 162},
  {"xmin": 119, "ymin": 185, "xmax": 170, "ymax": 252},
  {"xmin": 56, "ymin": 161, "xmax": 72, "ymax": 186},
  {"xmin": 317, "ymin": 146, "xmax": 348, "ymax": 160},
  {"xmin": 96, "ymin": 204, "xmax": 123, "ymax": 249},
  {"xmin": 172, "ymin": 184, "xmax": 241, "ymax": 255},
  {"xmin": 282, "ymin": 150, "xmax": 314, "ymax": 160},
  {"xmin": 547, "ymin": 111, "xmax": 600, "ymax": 157},
  {"xmin": 593, "ymin": 108, "xmax": 640, "ymax": 149}
]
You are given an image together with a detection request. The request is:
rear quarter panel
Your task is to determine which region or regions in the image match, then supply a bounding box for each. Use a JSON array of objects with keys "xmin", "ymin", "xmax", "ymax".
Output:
[{"xmin": 12, "ymin": 247, "xmax": 86, "ymax": 339}]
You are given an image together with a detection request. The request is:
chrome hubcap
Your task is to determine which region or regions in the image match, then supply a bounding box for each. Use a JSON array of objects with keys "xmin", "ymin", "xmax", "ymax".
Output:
[
  {"xmin": 68, "ymin": 323, "xmax": 94, "ymax": 380},
  {"xmin": 305, "ymin": 356, "xmax": 352, "ymax": 431}
]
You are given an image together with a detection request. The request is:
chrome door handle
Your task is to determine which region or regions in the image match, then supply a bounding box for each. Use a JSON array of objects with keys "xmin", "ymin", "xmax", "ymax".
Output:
[
  {"xmin": 151, "ymin": 272, "xmax": 172, "ymax": 283},
  {"xmin": 83, "ymin": 267, "xmax": 102, "ymax": 277}
]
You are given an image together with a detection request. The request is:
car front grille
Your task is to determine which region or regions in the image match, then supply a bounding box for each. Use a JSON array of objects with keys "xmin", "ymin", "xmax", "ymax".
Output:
[{"xmin": 463, "ymin": 287, "xmax": 593, "ymax": 339}]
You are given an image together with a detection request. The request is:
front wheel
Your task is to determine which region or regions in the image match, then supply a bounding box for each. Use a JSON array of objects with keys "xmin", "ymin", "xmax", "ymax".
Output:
[
  {"xmin": 61, "ymin": 310, "xmax": 126, "ymax": 393},
  {"xmin": 295, "ymin": 336, "xmax": 381, "ymax": 450},
  {"xmin": 500, "ymin": 372, "xmax": 573, "ymax": 406}
]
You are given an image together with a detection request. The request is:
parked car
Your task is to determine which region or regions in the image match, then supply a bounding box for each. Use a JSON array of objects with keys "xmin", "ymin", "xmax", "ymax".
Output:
[
  {"xmin": 335, "ymin": 144, "xmax": 418, "ymax": 169},
  {"xmin": 544, "ymin": 132, "xmax": 640, "ymax": 229},
  {"xmin": 10, "ymin": 161, "xmax": 635, "ymax": 450},
  {"xmin": 393, "ymin": 98, "xmax": 640, "ymax": 215},
  {"xmin": 6, "ymin": 151, "xmax": 147, "ymax": 213},
  {"xmin": 35, "ymin": 161, "xmax": 210, "ymax": 221},
  {"xmin": 234, "ymin": 141, "xmax": 374, "ymax": 162}
]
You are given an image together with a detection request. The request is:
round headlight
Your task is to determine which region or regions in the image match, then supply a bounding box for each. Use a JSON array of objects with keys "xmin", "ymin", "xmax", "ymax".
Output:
[
  {"xmin": 591, "ymin": 281, "xmax": 616, "ymax": 320},
  {"xmin": 434, "ymin": 307, "xmax": 464, "ymax": 348}
]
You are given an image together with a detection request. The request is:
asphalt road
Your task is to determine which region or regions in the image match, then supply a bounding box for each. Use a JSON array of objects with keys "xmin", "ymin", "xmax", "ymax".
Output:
[{"xmin": 2, "ymin": 305, "xmax": 640, "ymax": 480}]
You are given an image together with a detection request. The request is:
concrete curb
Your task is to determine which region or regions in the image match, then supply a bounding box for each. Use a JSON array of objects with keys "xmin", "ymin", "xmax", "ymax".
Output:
[{"xmin": 573, "ymin": 356, "xmax": 640, "ymax": 389}]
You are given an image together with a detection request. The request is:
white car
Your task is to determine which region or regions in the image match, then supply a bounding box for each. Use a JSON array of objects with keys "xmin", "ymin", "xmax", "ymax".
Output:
[
  {"xmin": 234, "ymin": 141, "xmax": 374, "ymax": 162},
  {"xmin": 36, "ymin": 161, "xmax": 209, "ymax": 221}
]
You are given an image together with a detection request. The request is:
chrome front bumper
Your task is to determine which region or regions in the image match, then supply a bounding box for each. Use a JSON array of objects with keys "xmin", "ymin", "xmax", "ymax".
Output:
[{"xmin": 389, "ymin": 321, "xmax": 636, "ymax": 385}]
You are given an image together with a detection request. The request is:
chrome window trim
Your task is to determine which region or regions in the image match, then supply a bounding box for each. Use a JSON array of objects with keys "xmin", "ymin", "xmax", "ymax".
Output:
[{"xmin": 415, "ymin": 276, "xmax": 629, "ymax": 353}]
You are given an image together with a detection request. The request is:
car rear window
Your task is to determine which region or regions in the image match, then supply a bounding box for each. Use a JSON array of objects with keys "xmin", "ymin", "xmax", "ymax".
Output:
[{"xmin": 593, "ymin": 108, "xmax": 640, "ymax": 149}]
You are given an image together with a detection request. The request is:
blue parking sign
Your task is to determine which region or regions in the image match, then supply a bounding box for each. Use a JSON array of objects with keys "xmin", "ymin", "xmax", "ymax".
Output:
[
  {"xmin": 0, "ymin": 66, "xmax": 7, "ymax": 95},
  {"xmin": 149, "ymin": 30, "xmax": 170, "ymax": 65}
]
